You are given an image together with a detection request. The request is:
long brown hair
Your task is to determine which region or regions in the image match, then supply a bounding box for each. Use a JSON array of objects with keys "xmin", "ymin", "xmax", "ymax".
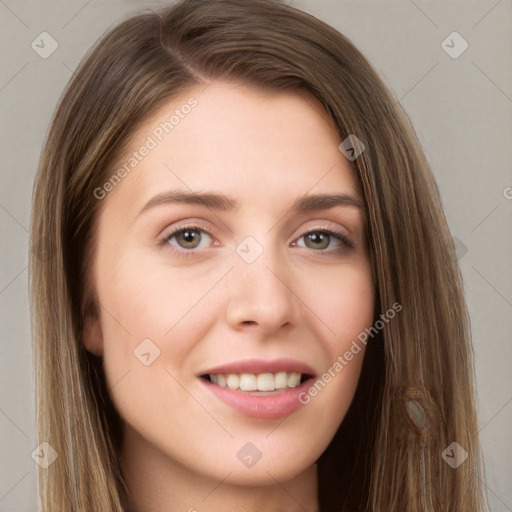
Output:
[{"xmin": 29, "ymin": 0, "xmax": 487, "ymax": 510}]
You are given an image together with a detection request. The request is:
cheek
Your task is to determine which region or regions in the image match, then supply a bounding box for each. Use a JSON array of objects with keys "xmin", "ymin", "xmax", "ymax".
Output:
[
  {"xmin": 298, "ymin": 261, "xmax": 374, "ymax": 409},
  {"xmin": 298, "ymin": 260, "xmax": 375, "ymax": 347},
  {"xmin": 96, "ymin": 250, "xmax": 227, "ymax": 384},
  {"xmin": 95, "ymin": 258, "xmax": 208, "ymax": 429},
  {"xmin": 287, "ymin": 260, "xmax": 374, "ymax": 404},
  {"xmin": 98, "ymin": 248, "xmax": 214, "ymax": 336},
  {"xmin": 336, "ymin": 273, "xmax": 375, "ymax": 347}
]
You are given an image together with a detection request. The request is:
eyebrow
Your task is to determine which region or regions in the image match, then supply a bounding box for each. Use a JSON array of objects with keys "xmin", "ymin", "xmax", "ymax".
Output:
[{"xmin": 138, "ymin": 189, "xmax": 365, "ymax": 216}]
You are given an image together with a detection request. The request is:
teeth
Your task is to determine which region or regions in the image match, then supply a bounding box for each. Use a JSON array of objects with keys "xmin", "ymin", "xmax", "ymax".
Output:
[
  {"xmin": 226, "ymin": 374, "xmax": 240, "ymax": 390},
  {"xmin": 274, "ymin": 371, "xmax": 287, "ymax": 389},
  {"xmin": 287, "ymin": 371, "xmax": 301, "ymax": 388},
  {"xmin": 208, "ymin": 371, "xmax": 305, "ymax": 391},
  {"xmin": 239, "ymin": 373, "xmax": 257, "ymax": 391},
  {"xmin": 257, "ymin": 373, "xmax": 274, "ymax": 391}
]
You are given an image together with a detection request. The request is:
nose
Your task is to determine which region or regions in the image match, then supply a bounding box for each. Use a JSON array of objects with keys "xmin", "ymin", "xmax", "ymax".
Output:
[{"xmin": 225, "ymin": 244, "xmax": 301, "ymax": 337}]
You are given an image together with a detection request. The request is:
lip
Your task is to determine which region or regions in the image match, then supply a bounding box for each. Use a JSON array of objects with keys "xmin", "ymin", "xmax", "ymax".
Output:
[
  {"xmin": 197, "ymin": 358, "xmax": 316, "ymax": 420},
  {"xmin": 199, "ymin": 377, "xmax": 313, "ymax": 419},
  {"xmin": 198, "ymin": 358, "xmax": 316, "ymax": 377}
]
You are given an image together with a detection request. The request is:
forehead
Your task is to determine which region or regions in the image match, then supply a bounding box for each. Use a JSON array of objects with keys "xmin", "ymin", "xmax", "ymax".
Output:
[{"xmin": 104, "ymin": 81, "xmax": 362, "ymax": 217}]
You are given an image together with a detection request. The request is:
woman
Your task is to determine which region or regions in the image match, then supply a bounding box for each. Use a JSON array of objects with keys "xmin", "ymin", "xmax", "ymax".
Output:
[{"xmin": 29, "ymin": 0, "xmax": 486, "ymax": 510}]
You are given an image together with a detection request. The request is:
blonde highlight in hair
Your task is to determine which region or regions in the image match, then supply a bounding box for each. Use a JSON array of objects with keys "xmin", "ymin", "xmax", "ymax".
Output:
[{"xmin": 29, "ymin": 0, "xmax": 486, "ymax": 510}]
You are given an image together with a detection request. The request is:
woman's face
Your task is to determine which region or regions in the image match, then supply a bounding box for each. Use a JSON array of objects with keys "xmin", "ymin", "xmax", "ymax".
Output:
[{"xmin": 83, "ymin": 81, "xmax": 375, "ymax": 485}]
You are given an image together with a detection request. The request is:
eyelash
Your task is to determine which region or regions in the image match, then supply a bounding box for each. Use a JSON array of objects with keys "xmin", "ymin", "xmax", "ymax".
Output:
[{"xmin": 158, "ymin": 222, "xmax": 354, "ymax": 258}]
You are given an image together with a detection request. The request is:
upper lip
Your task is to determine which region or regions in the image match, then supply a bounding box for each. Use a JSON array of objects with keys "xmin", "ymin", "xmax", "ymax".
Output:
[{"xmin": 198, "ymin": 358, "xmax": 316, "ymax": 377}]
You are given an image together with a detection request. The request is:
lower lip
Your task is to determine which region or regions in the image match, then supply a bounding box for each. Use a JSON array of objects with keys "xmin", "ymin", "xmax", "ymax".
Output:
[{"xmin": 199, "ymin": 378, "xmax": 312, "ymax": 419}]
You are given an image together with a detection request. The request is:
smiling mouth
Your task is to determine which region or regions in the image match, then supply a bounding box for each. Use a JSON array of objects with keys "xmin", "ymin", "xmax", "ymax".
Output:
[{"xmin": 200, "ymin": 371, "xmax": 313, "ymax": 394}]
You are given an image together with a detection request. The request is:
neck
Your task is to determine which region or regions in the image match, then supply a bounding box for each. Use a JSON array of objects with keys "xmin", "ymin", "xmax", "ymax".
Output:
[{"xmin": 119, "ymin": 424, "xmax": 319, "ymax": 512}]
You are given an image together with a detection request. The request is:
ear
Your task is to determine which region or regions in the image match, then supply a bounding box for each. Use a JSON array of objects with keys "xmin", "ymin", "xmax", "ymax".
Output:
[{"xmin": 82, "ymin": 300, "xmax": 104, "ymax": 356}]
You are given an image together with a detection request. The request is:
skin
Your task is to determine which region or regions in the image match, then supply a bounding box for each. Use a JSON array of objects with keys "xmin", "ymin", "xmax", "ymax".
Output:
[{"xmin": 82, "ymin": 81, "xmax": 375, "ymax": 512}]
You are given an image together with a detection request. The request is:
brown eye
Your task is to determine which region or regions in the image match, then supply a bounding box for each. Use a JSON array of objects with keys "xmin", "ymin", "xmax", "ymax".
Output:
[
  {"xmin": 174, "ymin": 229, "xmax": 202, "ymax": 249},
  {"xmin": 163, "ymin": 225, "xmax": 213, "ymax": 251},
  {"xmin": 296, "ymin": 230, "xmax": 353, "ymax": 252},
  {"xmin": 303, "ymin": 231, "xmax": 331, "ymax": 250}
]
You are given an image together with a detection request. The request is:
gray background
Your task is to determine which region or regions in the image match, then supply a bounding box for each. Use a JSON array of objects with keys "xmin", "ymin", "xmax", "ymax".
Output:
[{"xmin": 1, "ymin": 0, "xmax": 511, "ymax": 510}]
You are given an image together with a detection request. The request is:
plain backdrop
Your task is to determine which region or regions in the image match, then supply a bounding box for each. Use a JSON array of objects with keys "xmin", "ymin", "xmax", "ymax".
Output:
[{"xmin": 0, "ymin": 0, "xmax": 511, "ymax": 510}]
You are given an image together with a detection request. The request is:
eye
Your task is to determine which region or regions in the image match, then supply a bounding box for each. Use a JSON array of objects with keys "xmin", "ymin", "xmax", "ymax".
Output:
[
  {"xmin": 161, "ymin": 224, "xmax": 214, "ymax": 252},
  {"xmin": 294, "ymin": 229, "xmax": 354, "ymax": 252}
]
